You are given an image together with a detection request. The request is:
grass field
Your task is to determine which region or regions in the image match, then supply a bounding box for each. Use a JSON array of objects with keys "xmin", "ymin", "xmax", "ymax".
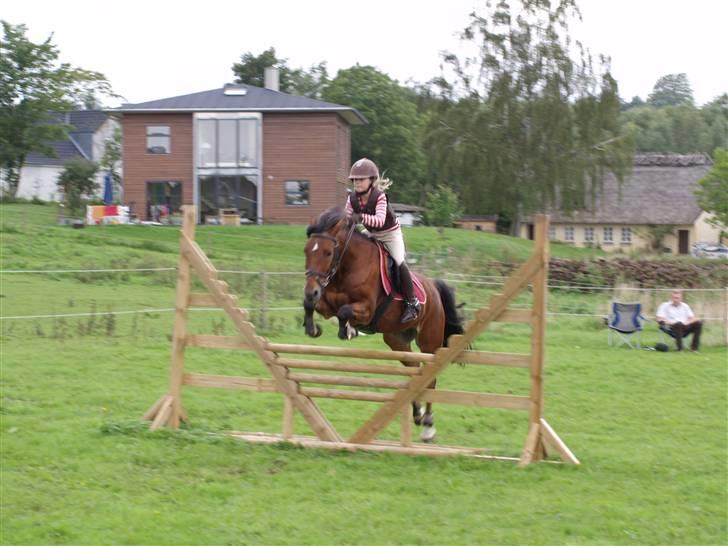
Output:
[{"xmin": 1, "ymin": 203, "xmax": 727, "ymax": 545}]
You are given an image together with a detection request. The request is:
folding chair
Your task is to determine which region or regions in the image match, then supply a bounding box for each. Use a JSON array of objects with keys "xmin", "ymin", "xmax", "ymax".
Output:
[
  {"xmin": 657, "ymin": 322, "xmax": 689, "ymax": 350},
  {"xmin": 607, "ymin": 302, "xmax": 645, "ymax": 349}
]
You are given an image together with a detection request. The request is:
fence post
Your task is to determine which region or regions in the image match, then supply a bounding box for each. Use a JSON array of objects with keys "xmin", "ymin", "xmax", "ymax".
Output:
[
  {"xmin": 724, "ymin": 287, "xmax": 727, "ymax": 346},
  {"xmin": 260, "ymin": 271, "xmax": 268, "ymax": 330}
]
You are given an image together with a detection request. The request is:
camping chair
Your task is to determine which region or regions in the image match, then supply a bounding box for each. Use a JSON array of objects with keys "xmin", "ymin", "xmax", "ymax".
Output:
[
  {"xmin": 657, "ymin": 321, "xmax": 689, "ymax": 350},
  {"xmin": 607, "ymin": 302, "xmax": 646, "ymax": 349}
]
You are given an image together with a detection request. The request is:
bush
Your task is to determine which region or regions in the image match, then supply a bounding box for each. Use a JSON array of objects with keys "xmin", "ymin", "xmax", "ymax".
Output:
[{"xmin": 548, "ymin": 257, "xmax": 727, "ymax": 288}]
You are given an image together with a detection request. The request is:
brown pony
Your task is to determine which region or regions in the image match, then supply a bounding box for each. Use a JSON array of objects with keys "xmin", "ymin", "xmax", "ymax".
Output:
[{"xmin": 302, "ymin": 207, "xmax": 464, "ymax": 441}]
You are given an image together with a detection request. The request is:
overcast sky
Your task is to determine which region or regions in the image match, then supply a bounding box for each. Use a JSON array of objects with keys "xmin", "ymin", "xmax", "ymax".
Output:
[{"xmin": 4, "ymin": 0, "xmax": 727, "ymax": 107}]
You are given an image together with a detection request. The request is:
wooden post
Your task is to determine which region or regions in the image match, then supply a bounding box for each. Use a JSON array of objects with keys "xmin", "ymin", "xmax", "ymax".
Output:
[
  {"xmin": 724, "ymin": 287, "xmax": 727, "ymax": 346},
  {"xmin": 167, "ymin": 206, "xmax": 196, "ymax": 428},
  {"xmin": 260, "ymin": 272, "xmax": 268, "ymax": 331},
  {"xmin": 521, "ymin": 214, "xmax": 548, "ymax": 463},
  {"xmin": 146, "ymin": 206, "xmax": 196, "ymax": 429}
]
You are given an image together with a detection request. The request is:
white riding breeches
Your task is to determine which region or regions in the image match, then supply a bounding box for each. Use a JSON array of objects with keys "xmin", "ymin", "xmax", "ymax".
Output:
[{"xmin": 369, "ymin": 227, "xmax": 406, "ymax": 265}]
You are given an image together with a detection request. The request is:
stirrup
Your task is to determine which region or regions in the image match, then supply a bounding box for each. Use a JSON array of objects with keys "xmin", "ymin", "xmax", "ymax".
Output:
[{"xmin": 400, "ymin": 299, "xmax": 420, "ymax": 323}]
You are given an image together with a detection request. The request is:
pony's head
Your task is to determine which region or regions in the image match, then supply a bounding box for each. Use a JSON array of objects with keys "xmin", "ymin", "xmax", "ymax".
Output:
[{"xmin": 303, "ymin": 207, "xmax": 354, "ymax": 305}]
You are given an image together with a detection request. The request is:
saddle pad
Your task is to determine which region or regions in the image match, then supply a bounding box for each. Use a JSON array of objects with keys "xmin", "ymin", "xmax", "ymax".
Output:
[{"xmin": 377, "ymin": 245, "xmax": 427, "ymax": 304}]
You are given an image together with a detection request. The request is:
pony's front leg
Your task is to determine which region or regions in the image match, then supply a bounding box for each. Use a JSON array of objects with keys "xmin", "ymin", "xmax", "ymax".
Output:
[
  {"xmin": 303, "ymin": 299, "xmax": 322, "ymax": 337},
  {"xmin": 336, "ymin": 302, "xmax": 372, "ymax": 340}
]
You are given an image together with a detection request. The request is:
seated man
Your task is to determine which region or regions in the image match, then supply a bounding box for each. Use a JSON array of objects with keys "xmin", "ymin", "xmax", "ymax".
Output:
[{"xmin": 656, "ymin": 289, "xmax": 702, "ymax": 351}]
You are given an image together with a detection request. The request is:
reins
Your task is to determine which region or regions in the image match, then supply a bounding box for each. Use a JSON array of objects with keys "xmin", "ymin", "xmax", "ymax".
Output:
[{"xmin": 306, "ymin": 222, "xmax": 357, "ymax": 288}]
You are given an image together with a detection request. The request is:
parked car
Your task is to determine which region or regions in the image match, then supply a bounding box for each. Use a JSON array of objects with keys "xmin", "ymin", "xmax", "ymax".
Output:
[{"xmin": 692, "ymin": 242, "xmax": 728, "ymax": 259}]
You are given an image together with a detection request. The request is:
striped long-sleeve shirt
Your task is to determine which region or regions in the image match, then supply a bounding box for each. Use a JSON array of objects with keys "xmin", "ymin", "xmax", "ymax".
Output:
[{"xmin": 345, "ymin": 190, "xmax": 399, "ymax": 232}]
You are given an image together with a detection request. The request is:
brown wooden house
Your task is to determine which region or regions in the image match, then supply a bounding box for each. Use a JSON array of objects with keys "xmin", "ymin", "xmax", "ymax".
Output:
[
  {"xmin": 111, "ymin": 73, "xmax": 366, "ymax": 223},
  {"xmin": 454, "ymin": 215, "xmax": 498, "ymax": 232}
]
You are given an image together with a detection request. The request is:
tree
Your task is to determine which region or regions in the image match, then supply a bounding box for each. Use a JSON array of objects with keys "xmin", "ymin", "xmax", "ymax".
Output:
[
  {"xmin": 323, "ymin": 65, "xmax": 426, "ymax": 203},
  {"xmin": 56, "ymin": 158, "xmax": 99, "ymax": 217},
  {"xmin": 619, "ymin": 99, "xmax": 726, "ymax": 153},
  {"xmin": 424, "ymin": 185, "xmax": 463, "ymax": 226},
  {"xmin": 231, "ymin": 47, "xmax": 329, "ymax": 98},
  {"xmin": 700, "ymin": 94, "xmax": 728, "ymax": 153},
  {"xmin": 287, "ymin": 62, "xmax": 329, "ymax": 99},
  {"xmin": 647, "ymin": 73, "xmax": 694, "ymax": 108},
  {"xmin": 695, "ymin": 148, "xmax": 728, "ymax": 236},
  {"xmin": 425, "ymin": 0, "xmax": 634, "ymax": 232},
  {"xmin": 0, "ymin": 21, "xmax": 113, "ymax": 197},
  {"xmin": 621, "ymin": 95, "xmax": 645, "ymax": 111}
]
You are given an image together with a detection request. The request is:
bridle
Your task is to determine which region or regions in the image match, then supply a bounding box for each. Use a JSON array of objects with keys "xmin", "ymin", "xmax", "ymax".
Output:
[{"xmin": 305, "ymin": 223, "xmax": 356, "ymax": 288}]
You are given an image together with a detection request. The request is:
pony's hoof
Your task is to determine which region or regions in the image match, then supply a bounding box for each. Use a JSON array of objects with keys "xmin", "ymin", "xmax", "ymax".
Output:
[
  {"xmin": 312, "ymin": 324, "xmax": 322, "ymax": 338},
  {"xmin": 413, "ymin": 407, "xmax": 425, "ymax": 426},
  {"xmin": 420, "ymin": 426, "xmax": 436, "ymax": 443}
]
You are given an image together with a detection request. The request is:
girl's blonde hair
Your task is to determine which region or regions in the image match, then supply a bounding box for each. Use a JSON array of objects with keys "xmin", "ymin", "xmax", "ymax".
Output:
[{"xmin": 373, "ymin": 176, "xmax": 393, "ymax": 192}]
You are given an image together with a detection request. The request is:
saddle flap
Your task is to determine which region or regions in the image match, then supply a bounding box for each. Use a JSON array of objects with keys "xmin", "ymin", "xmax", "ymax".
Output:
[{"xmin": 377, "ymin": 244, "xmax": 427, "ymax": 303}]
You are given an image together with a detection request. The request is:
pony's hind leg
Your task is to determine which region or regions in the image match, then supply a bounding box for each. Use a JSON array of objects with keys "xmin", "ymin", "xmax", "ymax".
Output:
[
  {"xmin": 419, "ymin": 379, "xmax": 437, "ymax": 442},
  {"xmin": 414, "ymin": 297, "xmax": 445, "ymax": 443},
  {"xmin": 413, "ymin": 402, "xmax": 425, "ymax": 425}
]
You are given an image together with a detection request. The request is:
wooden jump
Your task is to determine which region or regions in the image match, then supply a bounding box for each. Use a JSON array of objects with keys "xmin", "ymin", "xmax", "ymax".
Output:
[{"xmin": 144, "ymin": 206, "xmax": 579, "ymax": 465}]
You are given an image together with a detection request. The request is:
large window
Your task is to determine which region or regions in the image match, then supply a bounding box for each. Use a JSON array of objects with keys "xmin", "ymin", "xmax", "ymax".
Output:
[
  {"xmin": 285, "ymin": 180, "xmax": 310, "ymax": 206},
  {"xmin": 197, "ymin": 118, "xmax": 259, "ymax": 168},
  {"xmin": 146, "ymin": 126, "xmax": 170, "ymax": 154}
]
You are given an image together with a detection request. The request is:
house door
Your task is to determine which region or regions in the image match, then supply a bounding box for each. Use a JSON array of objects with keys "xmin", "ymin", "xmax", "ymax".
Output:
[
  {"xmin": 199, "ymin": 174, "xmax": 257, "ymax": 223},
  {"xmin": 146, "ymin": 181, "xmax": 182, "ymax": 222},
  {"xmin": 678, "ymin": 230, "xmax": 689, "ymax": 254},
  {"xmin": 526, "ymin": 224, "xmax": 534, "ymax": 240}
]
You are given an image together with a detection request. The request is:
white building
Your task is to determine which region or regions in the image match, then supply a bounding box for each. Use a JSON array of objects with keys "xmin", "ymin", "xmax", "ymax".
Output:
[{"xmin": 5, "ymin": 111, "xmax": 119, "ymax": 201}]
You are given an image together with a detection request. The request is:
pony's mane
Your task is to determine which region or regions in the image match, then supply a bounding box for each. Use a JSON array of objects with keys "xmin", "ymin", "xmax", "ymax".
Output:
[{"xmin": 306, "ymin": 206, "xmax": 350, "ymax": 237}]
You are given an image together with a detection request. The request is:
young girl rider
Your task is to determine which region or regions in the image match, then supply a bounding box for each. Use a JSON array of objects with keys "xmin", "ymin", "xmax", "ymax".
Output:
[{"xmin": 344, "ymin": 158, "xmax": 420, "ymax": 323}]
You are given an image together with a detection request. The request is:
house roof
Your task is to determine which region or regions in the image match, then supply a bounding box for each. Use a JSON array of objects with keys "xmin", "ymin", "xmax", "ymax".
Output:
[
  {"xmin": 547, "ymin": 153, "xmax": 712, "ymax": 226},
  {"xmin": 26, "ymin": 141, "xmax": 85, "ymax": 166},
  {"xmin": 25, "ymin": 110, "xmax": 110, "ymax": 166},
  {"xmin": 110, "ymin": 84, "xmax": 367, "ymax": 125}
]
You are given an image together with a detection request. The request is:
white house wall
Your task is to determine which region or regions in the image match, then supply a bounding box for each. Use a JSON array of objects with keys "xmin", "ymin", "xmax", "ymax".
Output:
[
  {"xmin": 15, "ymin": 165, "xmax": 62, "ymax": 201},
  {"xmin": 693, "ymin": 211, "xmax": 723, "ymax": 244},
  {"xmin": 522, "ymin": 221, "xmax": 719, "ymax": 254}
]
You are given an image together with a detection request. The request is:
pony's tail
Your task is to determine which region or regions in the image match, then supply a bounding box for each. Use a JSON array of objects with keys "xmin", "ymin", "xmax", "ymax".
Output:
[{"xmin": 434, "ymin": 279, "xmax": 465, "ymax": 347}]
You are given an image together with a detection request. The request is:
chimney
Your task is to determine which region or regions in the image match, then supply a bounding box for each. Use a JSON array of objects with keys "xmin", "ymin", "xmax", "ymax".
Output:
[{"xmin": 264, "ymin": 66, "xmax": 280, "ymax": 92}]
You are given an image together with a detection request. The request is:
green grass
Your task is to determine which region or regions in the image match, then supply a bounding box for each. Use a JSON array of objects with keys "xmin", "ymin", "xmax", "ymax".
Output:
[
  {"xmin": 2, "ymin": 325, "xmax": 725, "ymax": 545},
  {"xmin": 1, "ymin": 203, "xmax": 726, "ymax": 545},
  {"xmin": 0, "ymin": 202, "xmax": 602, "ymax": 274}
]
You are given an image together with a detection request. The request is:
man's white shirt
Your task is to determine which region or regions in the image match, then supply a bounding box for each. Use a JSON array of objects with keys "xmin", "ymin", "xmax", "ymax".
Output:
[{"xmin": 656, "ymin": 301, "xmax": 694, "ymax": 324}]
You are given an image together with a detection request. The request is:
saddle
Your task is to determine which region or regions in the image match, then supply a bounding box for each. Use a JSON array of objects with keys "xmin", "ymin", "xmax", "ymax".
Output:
[{"xmin": 375, "ymin": 243, "xmax": 427, "ymax": 304}]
